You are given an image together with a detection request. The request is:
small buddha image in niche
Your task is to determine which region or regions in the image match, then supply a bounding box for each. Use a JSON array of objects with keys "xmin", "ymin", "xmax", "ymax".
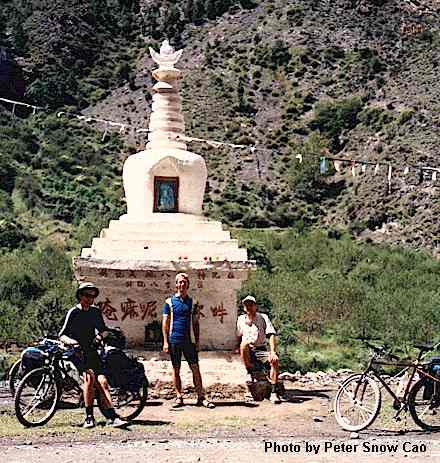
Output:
[{"xmin": 154, "ymin": 176, "xmax": 179, "ymax": 212}]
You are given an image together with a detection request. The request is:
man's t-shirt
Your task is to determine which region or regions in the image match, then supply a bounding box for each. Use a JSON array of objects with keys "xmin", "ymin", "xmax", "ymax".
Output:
[
  {"xmin": 59, "ymin": 304, "xmax": 106, "ymax": 350},
  {"xmin": 236, "ymin": 312, "xmax": 276, "ymax": 348},
  {"xmin": 162, "ymin": 295, "xmax": 196, "ymax": 344}
]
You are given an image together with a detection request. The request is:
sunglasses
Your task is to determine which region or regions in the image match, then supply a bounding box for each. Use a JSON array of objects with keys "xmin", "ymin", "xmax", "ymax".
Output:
[{"xmin": 82, "ymin": 292, "xmax": 97, "ymax": 298}]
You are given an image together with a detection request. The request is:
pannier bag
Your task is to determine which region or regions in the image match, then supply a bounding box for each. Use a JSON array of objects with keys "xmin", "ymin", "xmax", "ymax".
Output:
[
  {"xmin": 20, "ymin": 347, "xmax": 49, "ymax": 375},
  {"xmin": 423, "ymin": 356, "xmax": 440, "ymax": 400},
  {"xmin": 104, "ymin": 328, "xmax": 126, "ymax": 350},
  {"xmin": 103, "ymin": 347, "xmax": 145, "ymax": 392}
]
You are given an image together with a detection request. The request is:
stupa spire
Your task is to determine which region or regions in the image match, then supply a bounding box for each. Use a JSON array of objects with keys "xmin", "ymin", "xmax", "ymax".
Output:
[{"xmin": 147, "ymin": 40, "xmax": 186, "ymax": 150}]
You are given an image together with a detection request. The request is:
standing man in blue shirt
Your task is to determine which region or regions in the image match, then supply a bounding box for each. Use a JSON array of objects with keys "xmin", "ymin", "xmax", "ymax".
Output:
[{"xmin": 162, "ymin": 273, "xmax": 214, "ymax": 409}]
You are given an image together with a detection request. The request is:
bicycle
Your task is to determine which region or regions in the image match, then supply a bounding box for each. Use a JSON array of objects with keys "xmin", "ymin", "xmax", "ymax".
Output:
[
  {"xmin": 14, "ymin": 339, "xmax": 148, "ymax": 427},
  {"xmin": 8, "ymin": 338, "xmax": 77, "ymax": 397},
  {"xmin": 334, "ymin": 340, "xmax": 440, "ymax": 432}
]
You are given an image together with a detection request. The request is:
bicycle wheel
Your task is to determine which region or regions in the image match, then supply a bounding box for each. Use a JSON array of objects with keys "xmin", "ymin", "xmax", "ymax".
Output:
[
  {"xmin": 14, "ymin": 367, "xmax": 60, "ymax": 427},
  {"xmin": 8, "ymin": 359, "xmax": 22, "ymax": 397},
  {"xmin": 58, "ymin": 362, "xmax": 84, "ymax": 409},
  {"xmin": 334, "ymin": 374, "xmax": 381, "ymax": 431},
  {"xmin": 408, "ymin": 378, "xmax": 440, "ymax": 431},
  {"xmin": 98, "ymin": 377, "xmax": 148, "ymax": 421}
]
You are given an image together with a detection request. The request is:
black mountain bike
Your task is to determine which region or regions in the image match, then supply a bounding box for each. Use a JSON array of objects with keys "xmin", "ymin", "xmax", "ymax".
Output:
[
  {"xmin": 8, "ymin": 338, "xmax": 77, "ymax": 397},
  {"xmin": 334, "ymin": 340, "xmax": 440, "ymax": 432},
  {"xmin": 14, "ymin": 340, "xmax": 148, "ymax": 427}
]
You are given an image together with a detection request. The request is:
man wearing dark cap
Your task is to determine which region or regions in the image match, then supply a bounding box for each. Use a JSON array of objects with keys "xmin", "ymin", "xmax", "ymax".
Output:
[
  {"xmin": 59, "ymin": 282, "xmax": 126, "ymax": 428},
  {"xmin": 237, "ymin": 295, "xmax": 281, "ymax": 404}
]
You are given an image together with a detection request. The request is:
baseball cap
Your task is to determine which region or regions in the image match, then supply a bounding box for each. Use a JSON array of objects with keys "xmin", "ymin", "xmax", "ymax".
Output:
[{"xmin": 242, "ymin": 295, "xmax": 256, "ymax": 305}]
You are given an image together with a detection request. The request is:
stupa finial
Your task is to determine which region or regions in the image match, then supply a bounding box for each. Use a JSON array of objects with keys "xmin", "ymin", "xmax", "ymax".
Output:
[{"xmin": 149, "ymin": 40, "xmax": 183, "ymax": 70}]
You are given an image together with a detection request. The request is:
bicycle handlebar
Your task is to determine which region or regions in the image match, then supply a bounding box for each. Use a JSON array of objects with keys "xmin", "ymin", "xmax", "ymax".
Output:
[{"xmin": 363, "ymin": 340, "xmax": 400, "ymax": 361}]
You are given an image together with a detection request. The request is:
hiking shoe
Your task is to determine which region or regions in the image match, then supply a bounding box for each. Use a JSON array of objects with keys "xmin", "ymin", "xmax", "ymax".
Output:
[
  {"xmin": 196, "ymin": 398, "xmax": 215, "ymax": 409},
  {"xmin": 269, "ymin": 392, "xmax": 281, "ymax": 404},
  {"xmin": 106, "ymin": 417, "xmax": 128, "ymax": 428},
  {"xmin": 83, "ymin": 416, "xmax": 96, "ymax": 429},
  {"xmin": 171, "ymin": 396, "xmax": 184, "ymax": 408}
]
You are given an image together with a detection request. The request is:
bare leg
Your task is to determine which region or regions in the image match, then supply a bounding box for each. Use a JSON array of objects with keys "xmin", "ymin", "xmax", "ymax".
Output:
[
  {"xmin": 83, "ymin": 370, "xmax": 95, "ymax": 407},
  {"xmin": 96, "ymin": 375, "xmax": 113, "ymax": 409},
  {"xmin": 240, "ymin": 342, "xmax": 253, "ymax": 370},
  {"xmin": 172, "ymin": 366, "xmax": 183, "ymax": 398},
  {"xmin": 269, "ymin": 359, "xmax": 279, "ymax": 385},
  {"xmin": 189, "ymin": 363, "xmax": 204, "ymax": 400}
]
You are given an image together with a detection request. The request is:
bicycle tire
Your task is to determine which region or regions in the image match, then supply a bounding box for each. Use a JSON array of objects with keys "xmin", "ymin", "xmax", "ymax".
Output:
[
  {"xmin": 14, "ymin": 367, "xmax": 60, "ymax": 427},
  {"xmin": 98, "ymin": 376, "xmax": 148, "ymax": 422},
  {"xmin": 334, "ymin": 374, "xmax": 381, "ymax": 431},
  {"xmin": 408, "ymin": 378, "xmax": 440, "ymax": 431},
  {"xmin": 8, "ymin": 359, "xmax": 22, "ymax": 397}
]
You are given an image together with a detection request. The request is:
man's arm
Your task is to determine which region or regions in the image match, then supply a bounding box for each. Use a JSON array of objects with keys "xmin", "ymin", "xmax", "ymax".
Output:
[
  {"xmin": 59, "ymin": 334, "xmax": 79, "ymax": 347},
  {"xmin": 268, "ymin": 334, "xmax": 279, "ymax": 363},
  {"xmin": 192, "ymin": 317, "xmax": 200, "ymax": 351},
  {"xmin": 59, "ymin": 309, "xmax": 79, "ymax": 346},
  {"xmin": 162, "ymin": 314, "xmax": 170, "ymax": 352},
  {"xmin": 94, "ymin": 306, "xmax": 110, "ymax": 343}
]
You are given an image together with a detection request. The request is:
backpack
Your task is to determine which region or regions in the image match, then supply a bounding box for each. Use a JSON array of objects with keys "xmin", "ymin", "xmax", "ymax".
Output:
[{"xmin": 103, "ymin": 347, "xmax": 145, "ymax": 392}]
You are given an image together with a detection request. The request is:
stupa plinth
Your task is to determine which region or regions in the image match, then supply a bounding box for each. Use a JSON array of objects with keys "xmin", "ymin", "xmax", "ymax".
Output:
[{"xmin": 73, "ymin": 40, "xmax": 255, "ymax": 349}]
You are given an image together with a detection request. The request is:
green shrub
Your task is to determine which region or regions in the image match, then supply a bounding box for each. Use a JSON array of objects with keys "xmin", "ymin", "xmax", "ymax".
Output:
[
  {"xmin": 0, "ymin": 218, "xmax": 36, "ymax": 251},
  {"xmin": 311, "ymin": 97, "xmax": 364, "ymax": 150}
]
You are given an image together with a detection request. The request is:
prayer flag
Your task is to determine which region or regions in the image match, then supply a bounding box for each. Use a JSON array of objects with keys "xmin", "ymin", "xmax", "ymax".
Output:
[
  {"xmin": 387, "ymin": 165, "xmax": 392, "ymax": 193},
  {"xmin": 320, "ymin": 156, "xmax": 327, "ymax": 174}
]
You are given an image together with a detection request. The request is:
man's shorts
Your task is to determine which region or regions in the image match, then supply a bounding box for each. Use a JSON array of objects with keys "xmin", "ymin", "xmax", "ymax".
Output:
[
  {"xmin": 74, "ymin": 348, "xmax": 105, "ymax": 377},
  {"xmin": 169, "ymin": 342, "xmax": 199, "ymax": 368},
  {"xmin": 250, "ymin": 347, "xmax": 271, "ymax": 372}
]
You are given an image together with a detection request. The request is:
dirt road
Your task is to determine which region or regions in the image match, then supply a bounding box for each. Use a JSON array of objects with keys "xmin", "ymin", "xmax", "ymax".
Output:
[{"xmin": 2, "ymin": 381, "xmax": 440, "ymax": 463}]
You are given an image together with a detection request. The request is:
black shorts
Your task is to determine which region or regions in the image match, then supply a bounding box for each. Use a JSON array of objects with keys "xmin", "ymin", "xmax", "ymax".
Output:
[
  {"xmin": 250, "ymin": 347, "xmax": 270, "ymax": 372},
  {"xmin": 169, "ymin": 342, "xmax": 199, "ymax": 368},
  {"xmin": 75, "ymin": 349, "xmax": 105, "ymax": 377}
]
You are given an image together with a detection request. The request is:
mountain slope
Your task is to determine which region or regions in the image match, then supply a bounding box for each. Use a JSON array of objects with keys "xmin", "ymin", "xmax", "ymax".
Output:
[{"xmin": 1, "ymin": 0, "xmax": 440, "ymax": 251}]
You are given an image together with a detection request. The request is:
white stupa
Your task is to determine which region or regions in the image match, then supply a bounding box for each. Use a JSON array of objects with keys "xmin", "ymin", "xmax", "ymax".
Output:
[{"xmin": 74, "ymin": 41, "xmax": 255, "ymax": 349}]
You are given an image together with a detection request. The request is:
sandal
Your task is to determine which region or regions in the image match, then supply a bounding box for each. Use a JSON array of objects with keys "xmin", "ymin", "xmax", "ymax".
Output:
[
  {"xmin": 171, "ymin": 396, "xmax": 184, "ymax": 408},
  {"xmin": 196, "ymin": 398, "xmax": 215, "ymax": 409}
]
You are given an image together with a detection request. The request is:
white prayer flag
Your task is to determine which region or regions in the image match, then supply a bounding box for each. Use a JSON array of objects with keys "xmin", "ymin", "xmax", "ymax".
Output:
[{"xmin": 388, "ymin": 165, "xmax": 392, "ymax": 193}]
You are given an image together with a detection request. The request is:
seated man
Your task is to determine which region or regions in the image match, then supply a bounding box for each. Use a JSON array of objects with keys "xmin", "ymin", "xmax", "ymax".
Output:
[
  {"xmin": 236, "ymin": 295, "xmax": 281, "ymax": 404},
  {"xmin": 59, "ymin": 282, "xmax": 126, "ymax": 428}
]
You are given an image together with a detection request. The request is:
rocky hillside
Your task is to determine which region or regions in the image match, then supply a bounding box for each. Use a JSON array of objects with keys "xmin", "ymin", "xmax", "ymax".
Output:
[{"xmin": 2, "ymin": 0, "xmax": 440, "ymax": 251}]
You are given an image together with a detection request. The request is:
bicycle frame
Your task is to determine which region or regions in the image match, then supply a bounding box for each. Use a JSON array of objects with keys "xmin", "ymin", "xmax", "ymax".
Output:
[{"xmin": 354, "ymin": 346, "xmax": 440, "ymax": 417}]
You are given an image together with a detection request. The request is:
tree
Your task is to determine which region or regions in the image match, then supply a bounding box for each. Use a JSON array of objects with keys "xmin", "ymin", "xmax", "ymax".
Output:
[
  {"xmin": 184, "ymin": 0, "xmax": 195, "ymax": 22},
  {"xmin": 193, "ymin": 0, "xmax": 206, "ymax": 25},
  {"xmin": 205, "ymin": 0, "xmax": 217, "ymax": 20},
  {"xmin": 288, "ymin": 132, "xmax": 330, "ymax": 202}
]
